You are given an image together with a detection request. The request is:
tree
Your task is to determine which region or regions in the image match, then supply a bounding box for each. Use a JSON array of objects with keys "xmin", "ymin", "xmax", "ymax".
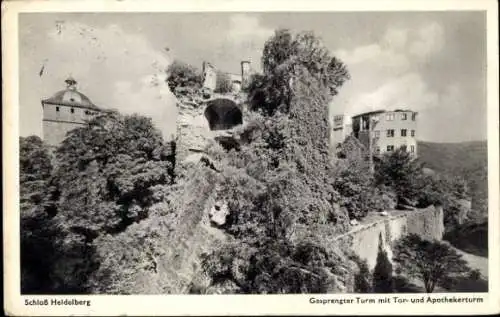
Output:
[
  {"xmin": 166, "ymin": 60, "xmax": 203, "ymax": 91},
  {"xmin": 372, "ymin": 233, "xmax": 393, "ymax": 293},
  {"xmin": 42, "ymin": 111, "xmax": 175, "ymax": 292},
  {"xmin": 393, "ymin": 234, "xmax": 471, "ymax": 293},
  {"xmin": 19, "ymin": 136, "xmax": 57, "ymax": 293},
  {"xmin": 375, "ymin": 149, "xmax": 424, "ymax": 206},
  {"xmin": 333, "ymin": 138, "xmax": 394, "ymax": 219},
  {"xmin": 248, "ymin": 29, "xmax": 350, "ymax": 116},
  {"xmin": 20, "ymin": 136, "xmax": 53, "ymax": 211}
]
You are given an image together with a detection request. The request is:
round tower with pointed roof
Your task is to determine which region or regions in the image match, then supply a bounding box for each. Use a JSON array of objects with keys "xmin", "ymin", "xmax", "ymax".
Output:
[{"xmin": 41, "ymin": 77, "xmax": 102, "ymax": 146}]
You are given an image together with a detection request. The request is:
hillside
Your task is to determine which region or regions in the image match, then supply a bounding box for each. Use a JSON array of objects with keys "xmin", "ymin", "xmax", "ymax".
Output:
[
  {"xmin": 418, "ymin": 140, "xmax": 488, "ymax": 213},
  {"xmin": 418, "ymin": 140, "xmax": 488, "ymax": 256}
]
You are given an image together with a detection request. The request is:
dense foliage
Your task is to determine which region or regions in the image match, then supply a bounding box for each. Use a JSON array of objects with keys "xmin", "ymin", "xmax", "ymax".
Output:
[
  {"xmin": 333, "ymin": 137, "xmax": 395, "ymax": 219},
  {"xmin": 20, "ymin": 136, "xmax": 57, "ymax": 293},
  {"xmin": 166, "ymin": 60, "xmax": 204, "ymax": 91},
  {"xmin": 21, "ymin": 112, "xmax": 175, "ymax": 293},
  {"xmin": 393, "ymin": 234, "xmax": 471, "ymax": 293},
  {"xmin": 200, "ymin": 29, "xmax": 353, "ymax": 293},
  {"xmin": 247, "ymin": 29, "xmax": 349, "ymax": 116}
]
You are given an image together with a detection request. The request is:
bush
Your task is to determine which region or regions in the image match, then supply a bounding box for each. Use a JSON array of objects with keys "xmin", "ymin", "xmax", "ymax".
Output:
[
  {"xmin": 350, "ymin": 255, "xmax": 372, "ymax": 293},
  {"xmin": 166, "ymin": 60, "xmax": 203, "ymax": 91}
]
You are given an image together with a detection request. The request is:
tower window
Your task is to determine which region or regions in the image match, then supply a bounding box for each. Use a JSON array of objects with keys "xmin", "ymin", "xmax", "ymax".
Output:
[
  {"xmin": 412, "ymin": 113, "xmax": 417, "ymax": 121},
  {"xmin": 373, "ymin": 130, "xmax": 380, "ymax": 138},
  {"xmin": 410, "ymin": 145, "xmax": 415, "ymax": 153},
  {"xmin": 71, "ymin": 108, "xmax": 75, "ymax": 114},
  {"xmin": 387, "ymin": 129, "xmax": 395, "ymax": 137},
  {"xmin": 401, "ymin": 145, "xmax": 407, "ymax": 152},
  {"xmin": 401, "ymin": 113, "xmax": 407, "ymax": 120},
  {"xmin": 386, "ymin": 113, "xmax": 395, "ymax": 121},
  {"xmin": 401, "ymin": 129, "xmax": 407, "ymax": 137},
  {"xmin": 56, "ymin": 107, "xmax": 60, "ymax": 112},
  {"xmin": 387, "ymin": 145, "xmax": 394, "ymax": 152},
  {"xmin": 411, "ymin": 130, "xmax": 415, "ymax": 137}
]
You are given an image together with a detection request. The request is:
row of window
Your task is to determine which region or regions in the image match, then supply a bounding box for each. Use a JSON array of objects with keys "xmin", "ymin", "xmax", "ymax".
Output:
[
  {"xmin": 384, "ymin": 113, "xmax": 416, "ymax": 121},
  {"xmin": 373, "ymin": 129, "xmax": 415, "ymax": 138},
  {"xmin": 376, "ymin": 145, "xmax": 416, "ymax": 153},
  {"xmin": 55, "ymin": 106, "xmax": 97, "ymax": 116}
]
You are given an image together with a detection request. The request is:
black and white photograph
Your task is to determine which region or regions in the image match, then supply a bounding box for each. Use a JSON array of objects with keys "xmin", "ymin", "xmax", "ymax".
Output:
[{"xmin": 3, "ymin": 0, "xmax": 499, "ymax": 315}]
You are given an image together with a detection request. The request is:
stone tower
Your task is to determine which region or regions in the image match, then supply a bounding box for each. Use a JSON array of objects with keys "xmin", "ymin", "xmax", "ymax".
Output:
[
  {"xmin": 202, "ymin": 62, "xmax": 217, "ymax": 91},
  {"xmin": 41, "ymin": 77, "xmax": 102, "ymax": 147}
]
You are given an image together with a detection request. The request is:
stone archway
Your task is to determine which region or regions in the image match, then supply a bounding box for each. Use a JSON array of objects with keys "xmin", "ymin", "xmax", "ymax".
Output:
[{"xmin": 204, "ymin": 98, "xmax": 242, "ymax": 131}]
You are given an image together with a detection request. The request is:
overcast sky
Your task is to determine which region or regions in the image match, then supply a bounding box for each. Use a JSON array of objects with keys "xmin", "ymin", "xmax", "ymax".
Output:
[{"xmin": 19, "ymin": 11, "xmax": 486, "ymax": 142}]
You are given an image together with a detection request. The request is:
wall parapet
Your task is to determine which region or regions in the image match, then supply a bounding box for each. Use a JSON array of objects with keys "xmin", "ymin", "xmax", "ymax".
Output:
[{"xmin": 291, "ymin": 206, "xmax": 444, "ymax": 270}]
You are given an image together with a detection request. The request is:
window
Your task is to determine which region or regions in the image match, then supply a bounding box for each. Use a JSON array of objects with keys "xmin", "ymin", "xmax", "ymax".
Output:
[
  {"xmin": 411, "ymin": 130, "xmax": 415, "ymax": 137},
  {"xmin": 71, "ymin": 108, "xmax": 75, "ymax": 114},
  {"xmin": 387, "ymin": 145, "xmax": 394, "ymax": 152},
  {"xmin": 387, "ymin": 129, "xmax": 395, "ymax": 137},
  {"xmin": 373, "ymin": 130, "xmax": 380, "ymax": 138},
  {"xmin": 401, "ymin": 129, "xmax": 407, "ymax": 137},
  {"xmin": 412, "ymin": 113, "xmax": 417, "ymax": 121},
  {"xmin": 56, "ymin": 106, "xmax": 60, "ymax": 112},
  {"xmin": 375, "ymin": 146, "xmax": 381, "ymax": 153},
  {"xmin": 386, "ymin": 113, "xmax": 395, "ymax": 121},
  {"xmin": 401, "ymin": 113, "xmax": 407, "ymax": 120},
  {"xmin": 410, "ymin": 145, "xmax": 415, "ymax": 153},
  {"xmin": 401, "ymin": 145, "xmax": 407, "ymax": 152}
]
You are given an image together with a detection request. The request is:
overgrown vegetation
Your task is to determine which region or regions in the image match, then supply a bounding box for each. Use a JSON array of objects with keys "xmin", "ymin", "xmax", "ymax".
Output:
[
  {"xmin": 20, "ymin": 28, "xmax": 485, "ymax": 295},
  {"xmin": 200, "ymin": 29, "xmax": 353, "ymax": 293},
  {"xmin": 166, "ymin": 60, "xmax": 204, "ymax": 91},
  {"xmin": 20, "ymin": 112, "xmax": 176, "ymax": 293}
]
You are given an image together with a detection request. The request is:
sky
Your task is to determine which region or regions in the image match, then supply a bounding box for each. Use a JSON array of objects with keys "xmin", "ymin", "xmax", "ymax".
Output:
[{"xmin": 19, "ymin": 11, "xmax": 486, "ymax": 142}]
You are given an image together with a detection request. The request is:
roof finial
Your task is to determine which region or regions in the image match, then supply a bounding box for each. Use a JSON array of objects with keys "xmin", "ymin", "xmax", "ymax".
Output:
[{"xmin": 65, "ymin": 76, "xmax": 77, "ymax": 90}]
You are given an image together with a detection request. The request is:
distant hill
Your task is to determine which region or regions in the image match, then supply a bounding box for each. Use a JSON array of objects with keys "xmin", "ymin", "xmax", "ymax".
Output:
[
  {"xmin": 418, "ymin": 140, "xmax": 488, "ymax": 219},
  {"xmin": 418, "ymin": 140, "xmax": 488, "ymax": 256}
]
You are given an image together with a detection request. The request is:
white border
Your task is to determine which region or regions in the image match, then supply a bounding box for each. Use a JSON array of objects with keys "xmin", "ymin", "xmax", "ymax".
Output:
[{"xmin": 3, "ymin": 0, "xmax": 499, "ymax": 315}]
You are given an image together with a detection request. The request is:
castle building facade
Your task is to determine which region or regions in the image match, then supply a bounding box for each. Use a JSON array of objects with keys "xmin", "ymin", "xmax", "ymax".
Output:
[
  {"xmin": 351, "ymin": 109, "xmax": 418, "ymax": 157},
  {"xmin": 41, "ymin": 77, "xmax": 103, "ymax": 147}
]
